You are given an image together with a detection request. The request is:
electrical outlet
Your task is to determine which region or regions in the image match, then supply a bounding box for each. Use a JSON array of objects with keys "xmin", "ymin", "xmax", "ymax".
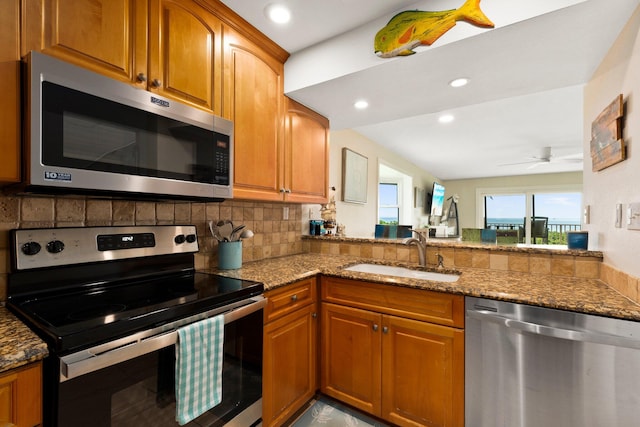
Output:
[
  {"xmin": 627, "ymin": 203, "xmax": 640, "ymax": 230},
  {"xmin": 283, "ymin": 206, "xmax": 289, "ymax": 220},
  {"xmin": 615, "ymin": 204, "xmax": 622, "ymax": 228}
]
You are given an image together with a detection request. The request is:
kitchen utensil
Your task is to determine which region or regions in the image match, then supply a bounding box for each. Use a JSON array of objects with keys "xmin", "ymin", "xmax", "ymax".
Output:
[
  {"xmin": 239, "ymin": 229, "xmax": 254, "ymax": 240},
  {"xmin": 230, "ymin": 225, "xmax": 246, "ymax": 241},
  {"xmin": 208, "ymin": 221, "xmax": 223, "ymax": 242},
  {"xmin": 218, "ymin": 222, "xmax": 234, "ymax": 241}
]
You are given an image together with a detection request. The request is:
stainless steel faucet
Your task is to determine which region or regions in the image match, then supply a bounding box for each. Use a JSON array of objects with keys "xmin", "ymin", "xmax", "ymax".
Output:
[{"xmin": 403, "ymin": 230, "xmax": 427, "ymax": 266}]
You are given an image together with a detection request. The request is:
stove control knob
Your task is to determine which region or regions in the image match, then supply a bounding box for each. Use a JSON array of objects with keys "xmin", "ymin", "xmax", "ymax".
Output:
[
  {"xmin": 186, "ymin": 234, "xmax": 197, "ymax": 243},
  {"xmin": 21, "ymin": 241, "xmax": 42, "ymax": 256},
  {"xmin": 174, "ymin": 234, "xmax": 186, "ymax": 244},
  {"xmin": 46, "ymin": 240, "xmax": 65, "ymax": 254}
]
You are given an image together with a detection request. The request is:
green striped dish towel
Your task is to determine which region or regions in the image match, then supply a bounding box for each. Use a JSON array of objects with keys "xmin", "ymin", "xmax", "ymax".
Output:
[{"xmin": 175, "ymin": 315, "xmax": 224, "ymax": 425}]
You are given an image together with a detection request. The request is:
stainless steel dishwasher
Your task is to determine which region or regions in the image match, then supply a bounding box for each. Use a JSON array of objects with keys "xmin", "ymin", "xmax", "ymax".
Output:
[{"xmin": 465, "ymin": 296, "xmax": 640, "ymax": 427}]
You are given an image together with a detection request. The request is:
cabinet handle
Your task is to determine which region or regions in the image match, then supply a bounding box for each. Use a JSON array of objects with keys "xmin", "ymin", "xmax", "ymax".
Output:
[
  {"xmin": 279, "ymin": 188, "xmax": 286, "ymax": 193},
  {"xmin": 312, "ymin": 312, "xmax": 317, "ymax": 318},
  {"xmin": 382, "ymin": 326, "xmax": 389, "ymax": 334},
  {"xmin": 285, "ymin": 188, "xmax": 292, "ymax": 193},
  {"xmin": 372, "ymin": 324, "xmax": 379, "ymax": 332},
  {"xmin": 136, "ymin": 73, "xmax": 147, "ymax": 82},
  {"xmin": 290, "ymin": 294, "xmax": 298, "ymax": 302},
  {"xmin": 151, "ymin": 79, "xmax": 162, "ymax": 88}
]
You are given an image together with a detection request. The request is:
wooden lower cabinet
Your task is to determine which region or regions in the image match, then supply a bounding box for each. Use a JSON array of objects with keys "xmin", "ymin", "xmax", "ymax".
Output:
[
  {"xmin": 321, "ymin": 303, "xmax": 381, "ymax": 415},
  {"xmin": 262, "ymin": 278, "xmax": 318, "ymax": 427},
  {"xmin": 0, "ymin": 361, "xmax": 42, "ymax": 427},
  {"xmin": 382, "ymin": 314, "xmax": 464, "ymax": 427},
  {"xmin": 321, "ymin": 277, "xmax": 464, "ymax": 427}
]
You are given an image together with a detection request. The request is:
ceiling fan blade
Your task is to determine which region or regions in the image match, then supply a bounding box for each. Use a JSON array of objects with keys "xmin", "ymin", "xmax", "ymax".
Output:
[{"xmin": 499, "ymin": 159, "xmax": 541, "ymax": 166}]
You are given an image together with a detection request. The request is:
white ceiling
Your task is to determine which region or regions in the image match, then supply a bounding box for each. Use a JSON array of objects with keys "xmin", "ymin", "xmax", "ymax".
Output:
[{"xmin": 220, "ymin": 0, "xmax": 640, "ymax": 180}]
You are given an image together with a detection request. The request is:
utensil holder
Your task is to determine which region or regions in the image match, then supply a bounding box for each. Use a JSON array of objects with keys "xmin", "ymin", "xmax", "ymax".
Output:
[{"xmin": 218, "ymin": 241, "xmax": 242, "ymax": 269}]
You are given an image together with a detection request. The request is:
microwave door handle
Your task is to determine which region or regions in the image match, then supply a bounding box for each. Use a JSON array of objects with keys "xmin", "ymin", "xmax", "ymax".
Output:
[{"xmin": 61, "ymin": 295, "xmax": 266, "ymax": 381}]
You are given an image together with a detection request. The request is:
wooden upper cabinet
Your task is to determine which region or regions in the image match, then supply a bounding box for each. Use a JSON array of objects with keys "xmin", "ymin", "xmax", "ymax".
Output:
[
  {"xmin": 22, "ymin": 0, "xmax": 147, "ymax": 84},
  {"xmin": 0, "ymin": 0, "xmax": 21, "ymax": 184},
  {"xmin": 22, "ymin": 0, "xmax": 222, "ymax": 113},
  {"xmin": 148, "ymin": 0, "xmax": 222, "ymax": 112},
  {"xmin": 284, "ymin": 97, "xmax": 329, "ymax": 203},
  {"xmin": 224, "ymin": 26, "xmax": 285, "ymax": 201}
]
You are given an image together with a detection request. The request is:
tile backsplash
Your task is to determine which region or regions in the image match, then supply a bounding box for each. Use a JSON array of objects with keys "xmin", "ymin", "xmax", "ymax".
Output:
[{"xmin": 0, "ymin": 194, "xmax": 304, "ymax": 300}]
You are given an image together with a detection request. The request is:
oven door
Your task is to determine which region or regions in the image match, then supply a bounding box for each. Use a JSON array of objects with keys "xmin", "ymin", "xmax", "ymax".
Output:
[{"xmin": 51, "ymin": 296, "xmax": 265, "ymax": 427}]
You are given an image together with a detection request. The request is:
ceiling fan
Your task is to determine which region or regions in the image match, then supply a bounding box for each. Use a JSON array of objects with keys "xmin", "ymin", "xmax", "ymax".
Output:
[{"xmin": 502, "ymin": 146, "xmax": 583, "ymax": 169}]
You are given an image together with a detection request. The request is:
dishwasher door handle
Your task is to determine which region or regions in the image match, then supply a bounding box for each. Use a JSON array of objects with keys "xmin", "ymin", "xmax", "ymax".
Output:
[{"xmin": 467, "ymin": 309, "xmax": 640, "ymax": 349}]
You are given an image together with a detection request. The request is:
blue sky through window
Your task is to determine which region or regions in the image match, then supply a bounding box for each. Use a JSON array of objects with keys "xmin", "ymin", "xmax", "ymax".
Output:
[{"xmin": 486, "ymin": 193, "xmax": 582, "ymax": 224}]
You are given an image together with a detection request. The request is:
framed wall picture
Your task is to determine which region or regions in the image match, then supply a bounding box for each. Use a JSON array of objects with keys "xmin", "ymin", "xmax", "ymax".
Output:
[{"xmin": 342, "ymin": 148, "xmax": 368, "ymax": 203}]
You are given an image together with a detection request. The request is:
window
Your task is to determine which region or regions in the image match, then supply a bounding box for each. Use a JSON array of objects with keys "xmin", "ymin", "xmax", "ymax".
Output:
[
  {"xmin": 478, "ymin": 186, "xmax": 582, "ymax": 245},
  {"xmin": 378, "ymin": 163, "xmax": 413, "ymax": 225},
  {"xmin": 379, "ymin": 183, "xmax": 399, "ymax": 224}
]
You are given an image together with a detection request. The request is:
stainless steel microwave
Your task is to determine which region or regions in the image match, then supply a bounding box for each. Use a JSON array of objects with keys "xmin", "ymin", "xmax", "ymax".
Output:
[{"xmin": 19, "ymin": 51, "xmax": 233, "ymax": 200}]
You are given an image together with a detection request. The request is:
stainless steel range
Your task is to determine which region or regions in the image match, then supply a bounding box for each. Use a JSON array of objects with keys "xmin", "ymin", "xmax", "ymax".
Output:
[{"xmin": 7, "ymin": 225, "xmax": 265, "ymax": 427}]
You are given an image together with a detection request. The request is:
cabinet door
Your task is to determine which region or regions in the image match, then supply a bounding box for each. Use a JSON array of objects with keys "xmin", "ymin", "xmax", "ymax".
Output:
[
  {"xmin": 22, "ymin": 0, "xmax": 147, "ymax": 85},
  {"xmin": 382, "ymin": 315, "xmax": 464, "ymax": 427},
  {"xmin": 0, "ymin": 0, "xmax": 20, "ymax": 183},
  {"xmin": 263, "ymin": 303, "xmax": 317, "ymax": 427},
  {"xmin": 0, "ymin": 362, "xmax": 42, "ymax": 427},
  {"xmin": 224, "ymin": 27, "xmax": 285, "ymax": 201},
  {"xmin": 283, "ymin": 97, "xmax": 329, "ymax": 203},
  {"xmin": 148, "ymin": 0, "xmax": 222, "ymax": 113},
  {"xmin": 321, "ymin": 303, "xmax": 382, "ymax": 416}
]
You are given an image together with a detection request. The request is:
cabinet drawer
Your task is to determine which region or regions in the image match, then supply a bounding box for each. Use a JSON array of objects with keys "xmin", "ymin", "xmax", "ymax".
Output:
[
  {"xmin": 264, "ymin": 277, "xmax": 317, "ymax": 324},
  {"xmin": 321, "ymin": 276, "xmax": 464, "ymax": 328}
]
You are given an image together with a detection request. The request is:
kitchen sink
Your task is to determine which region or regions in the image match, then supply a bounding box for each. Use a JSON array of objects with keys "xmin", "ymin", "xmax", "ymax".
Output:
[{"xmin": 344, "ymin": 263, "xmax": 460, "ymax": 282}]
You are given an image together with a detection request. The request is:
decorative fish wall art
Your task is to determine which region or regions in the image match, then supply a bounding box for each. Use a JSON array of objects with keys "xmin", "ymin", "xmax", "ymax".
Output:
[{"xmin": 374, "ymin": 0, "xmax": 494, "ymax": 58}]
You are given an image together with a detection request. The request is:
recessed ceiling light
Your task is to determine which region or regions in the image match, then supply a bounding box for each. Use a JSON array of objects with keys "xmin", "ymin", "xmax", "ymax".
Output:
[
  {"xmin": 354, "ymin": 100, "xmax": 369, "ymax": 110},
  {"xmin": 264, "ymin": 4, "xmax": 291, "ymax": 24},
  {"xmin": 449, "ymin": 78, "xmax": 469, "ymax": 88},
  {"xmin": 438, "ymin": 114, "xmax": 454, "ymax": 123}
]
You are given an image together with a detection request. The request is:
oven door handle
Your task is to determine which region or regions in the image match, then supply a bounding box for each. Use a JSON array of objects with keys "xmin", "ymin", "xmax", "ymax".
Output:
[{"xmin": 60, "ymin": 295, "xmax": 266, "ymax": 382}]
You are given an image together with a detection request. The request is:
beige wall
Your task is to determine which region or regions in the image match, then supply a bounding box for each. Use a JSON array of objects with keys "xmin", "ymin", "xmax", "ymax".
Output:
[
  {"xmin": 323, "ymin": 129, "xmax": 439, "ymax": 238},
  {"xmin": 444, "ymin": 172, "xmax": 583, "ymax": 230},
  {"xmin": 583, "ymin": 4, "xmax": 640, "ymax": 278}
]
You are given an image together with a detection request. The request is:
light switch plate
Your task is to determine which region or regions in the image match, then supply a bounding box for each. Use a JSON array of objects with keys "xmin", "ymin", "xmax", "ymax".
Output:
[
  {"xmin": 583, "ymin": 205, "xmax": 590, "ymax": 225},
  {"xmin": 627, "ymin": 203, "xmax": 640, "ymax": 230},
  {"xmin": 615, "ymin": 204, "xmax": 622, "ymax": 228}
]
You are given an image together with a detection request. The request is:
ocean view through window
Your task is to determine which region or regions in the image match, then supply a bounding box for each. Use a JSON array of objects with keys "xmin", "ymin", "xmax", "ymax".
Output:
[{"xmin": 483, "ymin": 191, "xmax": 582, "ymax": 244}]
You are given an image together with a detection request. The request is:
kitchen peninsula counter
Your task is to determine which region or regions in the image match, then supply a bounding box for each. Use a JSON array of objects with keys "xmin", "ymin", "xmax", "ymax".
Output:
[{"xmin": 207, "ymin": 253, "xmax": 640, "ymax": 322}]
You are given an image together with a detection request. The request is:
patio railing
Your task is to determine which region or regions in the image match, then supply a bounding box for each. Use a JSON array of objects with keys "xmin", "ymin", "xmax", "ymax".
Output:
[{"xmin": 487, "ymin": 222, "xmax": 581, "ymax": 234}]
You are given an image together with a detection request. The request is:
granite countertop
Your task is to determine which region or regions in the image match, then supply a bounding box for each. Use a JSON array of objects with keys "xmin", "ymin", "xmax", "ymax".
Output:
[
  {"xmin": 207, "ymin": 253, "xmax": 640, "ymax": 322},
  {"xmin": 0, "ymin": 307, "xmax": 48, "ymax": 373},
  {"xmin": 3, "ymin": 251, "xmax": 638, "ymax": 374}
]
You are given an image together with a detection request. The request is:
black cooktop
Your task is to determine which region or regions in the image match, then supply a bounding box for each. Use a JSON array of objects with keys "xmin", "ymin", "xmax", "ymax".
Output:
[
  {"xmin": 7, "ymin": 225, "xmax": 264, "ymax": 354},
  {"xmin": 8, "ymin": 271, "xmax": 263, "ymax": 354}
]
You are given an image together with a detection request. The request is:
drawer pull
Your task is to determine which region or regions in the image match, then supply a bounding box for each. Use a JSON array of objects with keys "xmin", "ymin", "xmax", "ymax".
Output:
[
  {"xmin": 373, "ymin": 324, "xmax": 379, "ymax": 332},
  {"xmin": 383, "ymin": 326, "xmax": 389, "ymax": 334},
  {"xmin": 291, "ymin": 294, "xmax": 298, "ymax": 302}
]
